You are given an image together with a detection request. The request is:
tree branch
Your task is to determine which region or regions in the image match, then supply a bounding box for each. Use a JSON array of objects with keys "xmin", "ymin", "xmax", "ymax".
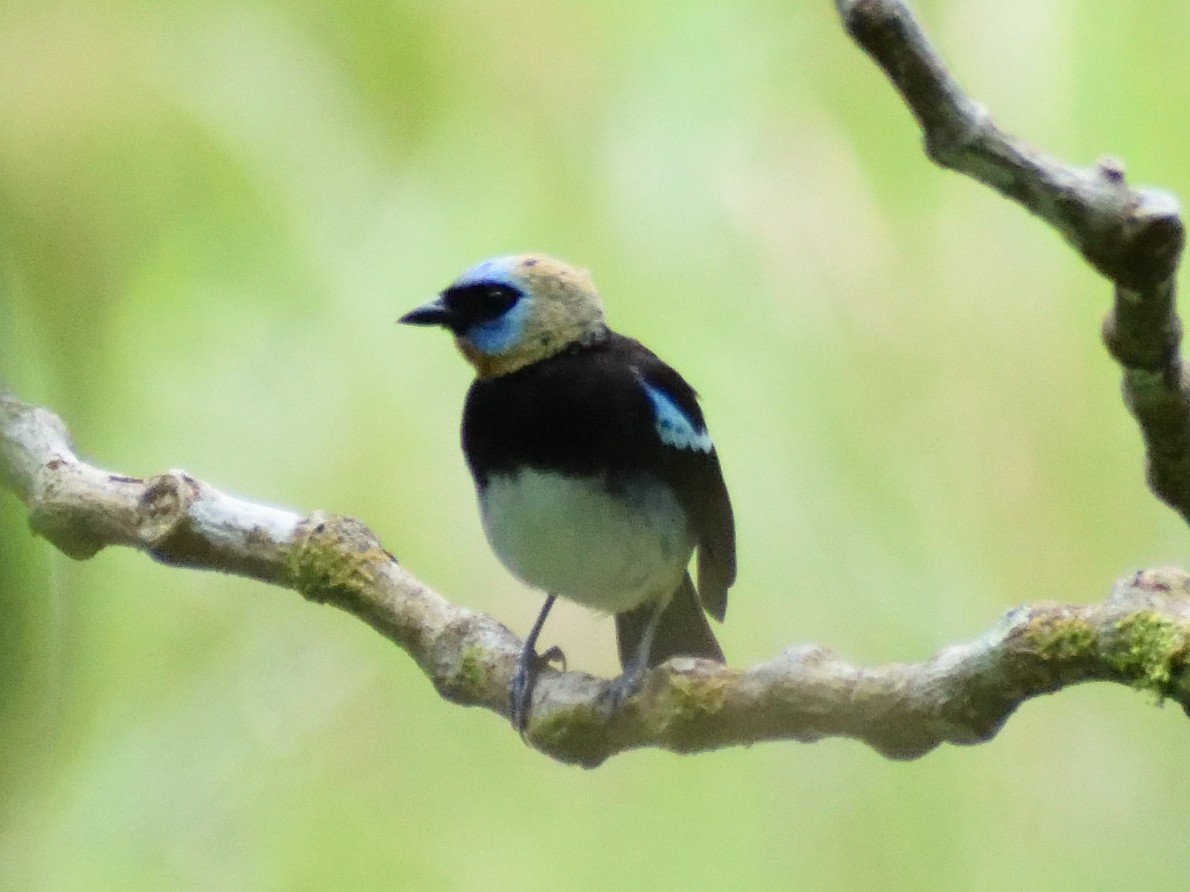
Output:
[
  {"xmin": 836, "ymin": 0, "xmax": 1190, "ymax": 522},
  {"xmin": 4, "ymin": 1, "xmax": 1189, "ymax": 767},
  {"xmin": 4, "ymin": 387, "xmax": 1189, "ymax": 767}
]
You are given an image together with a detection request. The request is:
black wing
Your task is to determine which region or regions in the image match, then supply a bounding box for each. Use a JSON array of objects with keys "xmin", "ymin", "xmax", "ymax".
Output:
[{"xmin": 625, "ymin": 340, "xmax": 736, "ymax": 621}]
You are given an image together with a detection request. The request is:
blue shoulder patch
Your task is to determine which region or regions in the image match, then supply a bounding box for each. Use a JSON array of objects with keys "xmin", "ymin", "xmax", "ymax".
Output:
[{"xmin": 639, "ymin": 380, "xmax": 713, "ymax": 453}]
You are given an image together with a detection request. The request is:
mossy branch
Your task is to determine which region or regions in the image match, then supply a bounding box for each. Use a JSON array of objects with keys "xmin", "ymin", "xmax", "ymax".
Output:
[
  {"xmin": 4, "ymin": 387, "xmax": 1190, "ymax": 767},
  {"xmin": 3, "ymin": 1, "xmax": 1189, "ymax": 767}
]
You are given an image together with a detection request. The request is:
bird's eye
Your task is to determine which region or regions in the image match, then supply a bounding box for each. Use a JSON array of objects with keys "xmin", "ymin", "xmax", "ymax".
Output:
[
  {"xmin": 477, "ymin": 286, "xmax": 520, "ymax": 319},
  {"xmin": 440, "ymin": 282, "xmax": 523, "ymax": 328}
]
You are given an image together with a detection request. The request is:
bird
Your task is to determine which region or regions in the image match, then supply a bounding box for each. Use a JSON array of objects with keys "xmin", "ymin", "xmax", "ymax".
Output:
[{"xmin": 398, "ymin": 254, "xmax": 736, "ymax": 733}]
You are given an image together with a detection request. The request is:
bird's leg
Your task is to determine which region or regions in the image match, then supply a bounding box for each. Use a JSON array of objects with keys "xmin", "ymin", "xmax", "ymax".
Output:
[
  {"xmin": 509, "ymin": 594, "xmax": 557, "ymax": 735},
  {"xmin": 603, "ymin": 598, "xmax": 665, "ymax": 710}
]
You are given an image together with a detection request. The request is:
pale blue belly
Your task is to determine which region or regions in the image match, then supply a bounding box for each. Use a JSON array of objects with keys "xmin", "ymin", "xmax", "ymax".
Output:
[{"xmin": 478, "ymin": 469, "xmax": 694, "ymax": 614}]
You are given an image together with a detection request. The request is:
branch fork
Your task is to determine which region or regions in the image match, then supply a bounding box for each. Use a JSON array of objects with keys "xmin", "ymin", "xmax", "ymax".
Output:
[{"xmin": 4, "ymin": 0, "xmax": 1190, "ymax": 764}]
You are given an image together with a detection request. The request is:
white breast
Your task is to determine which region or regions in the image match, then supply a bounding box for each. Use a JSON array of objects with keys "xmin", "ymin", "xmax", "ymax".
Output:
[{"xmin": 479, "ymin": 469, "xmax": 694, "ymax": 614}]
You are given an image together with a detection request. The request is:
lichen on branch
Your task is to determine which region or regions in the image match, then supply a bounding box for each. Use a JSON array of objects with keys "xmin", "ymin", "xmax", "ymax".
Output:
[
  {"xmin": 3, "ymin": 0, "xmax": 1190, "ymax": 766},
  {"xmin": 4, "ymin": 387, "xmax": 1190, "ymax": 767}
]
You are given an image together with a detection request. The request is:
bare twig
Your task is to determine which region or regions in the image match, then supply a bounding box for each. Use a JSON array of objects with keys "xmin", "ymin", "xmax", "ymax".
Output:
[
  {"xmin": 4, "ymin": 388, "xmax": 1189, "ymax": 767},
  {"xmin": 835, "ymin": 0, "xmax": 1190, "ymax": 522}
]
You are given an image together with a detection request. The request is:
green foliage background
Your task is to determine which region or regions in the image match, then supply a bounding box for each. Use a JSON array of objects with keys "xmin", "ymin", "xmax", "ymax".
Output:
[{"xmin": 2, "ymin": 1, "xmax": 1189, "ymax": 889}]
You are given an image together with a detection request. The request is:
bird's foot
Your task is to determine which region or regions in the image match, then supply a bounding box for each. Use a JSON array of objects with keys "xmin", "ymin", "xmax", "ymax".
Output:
[
  {"xmin": 509, "ymin": 645, "xmax": 566, "ymax": 736},
  {"xmin": 599, "ymin": 664, "xmax": 647, "ymax": 715}
]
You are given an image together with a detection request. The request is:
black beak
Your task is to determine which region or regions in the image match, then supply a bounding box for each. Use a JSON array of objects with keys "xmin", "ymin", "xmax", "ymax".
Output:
[{"xmin": 398, "ymin": 296, "xmax": 456, "ymax": 328}]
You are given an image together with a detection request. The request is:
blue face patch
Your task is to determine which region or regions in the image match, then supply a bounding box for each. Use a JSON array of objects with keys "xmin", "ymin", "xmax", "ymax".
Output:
[
  {"xmin": 464, "ymin": 296, "xmax": 532, "ymax": 356},
  {"xmin": 446, "ymin": 256, "xmax": 534, "ymax": 356},
  {"xmin": 639, "ymin": 381, "xmax": 714, "ymax": 453},
  {"xmin": 454, "ymin": 256, "xmax": 521, "ymax": 290}
]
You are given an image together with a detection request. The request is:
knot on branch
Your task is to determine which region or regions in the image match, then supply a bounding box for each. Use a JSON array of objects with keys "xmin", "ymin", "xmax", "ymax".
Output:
[
  {"xmin": 1087, "ymin": 184, "xmax": 1184, "ymax": 291},
  {"xmin": 1101, "ymin": 294, "xmax": 1182, "ymax": 375},
  {"xmin": 138, "ymin": 471, "xmax": 201, "ymax": 552}
]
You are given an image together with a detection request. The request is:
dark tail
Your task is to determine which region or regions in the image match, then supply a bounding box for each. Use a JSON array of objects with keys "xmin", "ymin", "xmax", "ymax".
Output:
[{"xmin": 615, "ymin": 572, "xmax": 725, "ymax": 670}]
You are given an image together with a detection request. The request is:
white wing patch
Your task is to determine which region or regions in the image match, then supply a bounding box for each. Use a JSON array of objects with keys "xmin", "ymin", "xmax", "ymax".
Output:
[{"xmin": 639, "ymin": 380, "xmax": 713, "ymax": 452}]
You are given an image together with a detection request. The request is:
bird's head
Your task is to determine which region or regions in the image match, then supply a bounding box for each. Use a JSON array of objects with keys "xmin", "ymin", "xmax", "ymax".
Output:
[{"xmin": 399, "ymin": 254, "xmax": 607, "ymax": 378}]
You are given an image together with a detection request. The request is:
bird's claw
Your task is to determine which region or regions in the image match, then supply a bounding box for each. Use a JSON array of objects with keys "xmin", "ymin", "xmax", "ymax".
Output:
[
  {"xmin": 509, "ymin": 645, "xmax": 567, "ymax": 736},
  {"xmin": 539, "ymin": 644, "xmax": 566, "ymax": 672},
  {"xmin": 509, "ymin": 660, "xmax": 534, "ymax": 737},
  {"xmin": 599, "ymin": 666, "xmax": 646, "ymax": 714}
]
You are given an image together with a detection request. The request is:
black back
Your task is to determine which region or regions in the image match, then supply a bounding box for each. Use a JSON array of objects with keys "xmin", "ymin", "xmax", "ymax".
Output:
[{"xmin": 462, "ymin": 332, "xmax": 736, "ymax": 620}]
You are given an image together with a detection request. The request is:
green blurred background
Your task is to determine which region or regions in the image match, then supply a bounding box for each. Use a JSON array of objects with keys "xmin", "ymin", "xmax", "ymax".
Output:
[{"xmin": 2, "ymin": 0, "xmax": 1189, "ymax": 889}]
